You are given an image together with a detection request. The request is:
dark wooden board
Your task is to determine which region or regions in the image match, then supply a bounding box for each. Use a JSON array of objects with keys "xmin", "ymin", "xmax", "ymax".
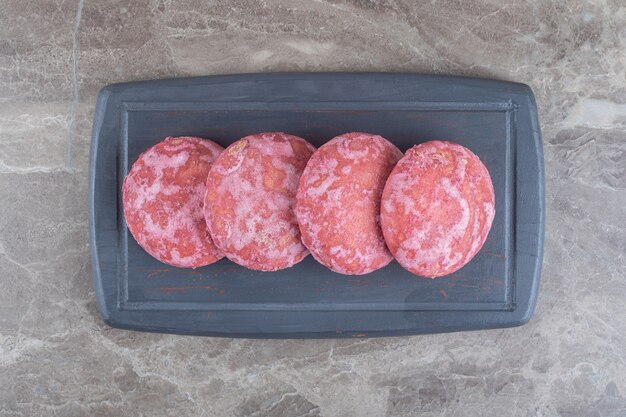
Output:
[{"xmin": 88, "ymin": 73, "xmax": 544, "ymax": 338}]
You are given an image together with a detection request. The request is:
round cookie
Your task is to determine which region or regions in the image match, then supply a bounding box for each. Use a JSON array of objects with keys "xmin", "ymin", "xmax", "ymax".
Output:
[
  {"xmin": 381, "ymin": 140, "xmax": 495, "ymax": 278},
  {"xmin": 296, "ymin": 132, "xmax": 402, "ymax": 275},
  {"xmin": 122, "ymin": 136, "xmax": 225, "ymax": 268},
  {"xmin": 204, "ymin": 132, "xmax": 315, "ymax": 271}
]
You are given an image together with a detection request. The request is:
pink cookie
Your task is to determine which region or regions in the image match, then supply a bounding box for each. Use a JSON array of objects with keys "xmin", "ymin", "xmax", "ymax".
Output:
[
  {"xmin": 122, "ymin": 136, "xmax": 224, "ymax": 268},
  {"xmin": 296, "ymin": 132, "xmax": 403, "ymax": 275},
  {"xmin": 204, "ymin": 132, "xmax": 315, "ymax": 271},
  {"xmin": 381, "ymin": 140, "xmax": 495, "ymax": 278}
]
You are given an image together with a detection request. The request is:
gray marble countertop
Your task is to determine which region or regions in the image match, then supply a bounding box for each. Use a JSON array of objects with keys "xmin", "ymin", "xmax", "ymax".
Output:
[{"xmin": 1, "ymin": 1, "xmax": 624, "ymax": 416}]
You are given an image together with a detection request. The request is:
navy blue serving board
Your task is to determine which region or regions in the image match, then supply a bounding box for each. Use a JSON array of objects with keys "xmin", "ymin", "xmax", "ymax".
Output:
[{"xmin": 89, "ymin": 73, "xmax": 544, "ymax": 338}]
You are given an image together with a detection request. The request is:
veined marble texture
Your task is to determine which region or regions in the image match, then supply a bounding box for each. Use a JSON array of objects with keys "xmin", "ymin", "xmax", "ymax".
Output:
[{"xmin": 0, "ymin": 0, "xmax": 624, "ymax": 416}]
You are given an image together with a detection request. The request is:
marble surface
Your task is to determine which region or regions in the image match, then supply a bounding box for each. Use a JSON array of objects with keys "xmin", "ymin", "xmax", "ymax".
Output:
[{"xmin": 1, "ymin": 0, "xmax": 625, "ymax": 415}]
